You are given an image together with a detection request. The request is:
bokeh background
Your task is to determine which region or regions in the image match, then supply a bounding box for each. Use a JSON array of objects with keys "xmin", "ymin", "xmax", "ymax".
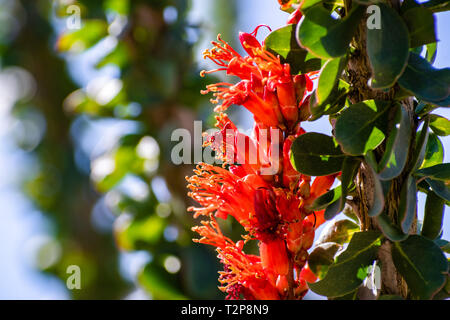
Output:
[{"xmin": 0, "ymin": 0, "xmax": 448, "ymax": 300}]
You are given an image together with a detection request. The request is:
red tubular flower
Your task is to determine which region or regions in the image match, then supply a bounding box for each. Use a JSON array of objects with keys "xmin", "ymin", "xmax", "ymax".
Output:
[
  {"xmin": 300, "ymin": 220, "xmax": 315, "ymax": 251},
  {"xmin": 253, "ymin": 188, "xmax": 280, "ymax": 234},
  {"xmin": 244, "ymin": 278, "xmax": 281, "ymax": 300},
  {"xmin": 259, "ymin": 239, "xmax": 290, "ymax": 276},
  {"xmin": 239, "ymin": 32, "xmax": 263, "ymax": 57},
  {"xmin": 276, "ymin": 80, "xmax": 298, "ymax": 127},
  {"xmin": 310, "ymin": 175, "xmax": 336, "ymax": 199},
  {"xmin": 188, "ymin": 27, "xmax": 340, "ymax": 300},
  {"xmin": 200, "ymin": 30, "xmax": 316, "ymax": 130},
  {"xmin": 306, "ymin": 209, "xmax": 326, "ymax": 229}
]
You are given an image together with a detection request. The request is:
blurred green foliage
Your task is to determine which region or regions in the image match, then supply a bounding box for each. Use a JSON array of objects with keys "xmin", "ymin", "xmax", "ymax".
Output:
[{"xmin": 0, "ymin": 0, "xmax": 238, "ymax": 299}]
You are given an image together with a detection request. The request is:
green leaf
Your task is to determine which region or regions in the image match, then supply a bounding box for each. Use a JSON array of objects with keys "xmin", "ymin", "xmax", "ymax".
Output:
[
  {"xmin": 376, "ymin": 212, "xmax": 408, "ymax": 242},
  {"xmin": 317, "ymin": 219, "xmax": 360, "ymax": 245},
  {"xmin": 56, "ymin": 20, "xmax": 108, "ymax": 52},
  {"xmin": 420, "ymin": 132, "xmax": 444, "ymax": 169},
  {"xmin": 300, "ymin": 0, "xmax": 325, "ymax": 12},
  {"xmin": 428, "ymin": 95, "xmax": 450, "ymax": 108},
  {"xmin": 434, "ymin": 239, "xmax": 450, "ymax": 253},
  {"xmin": 366, "ymin": 3, "xmax": 410, "ymax": 89},
  {"xmin": 415, "ymin": 102, "xmax": 438, "ymax": 117},
  {"xmin": 308, "ymin": 231, "xmax": 383, "ymax": 298},
  {"xmin": 398, "ymin": 53, "xmax": 450, "ymax": 104},
  {"xmin": 316, "ymin": 57, "xmax": 347, "ymax": 104},
  {"xmin": 324, "ymin": 198, "xmax": 343, "ymax": 220},
  {"xmin": 402, "ymin": 7, "xmax": 436, "ymax": 47},
  {"xmin": 296, "ymin": 5, "xmax": 365, "ymax": 59},
  {"xmin": 422, "ymin": 0, "xmax": 450, "ymax": 13},
  {"xmin": 400, "ymin": 0, "xmax": 421, "ymax": 13},
  {"xmin": 308, "ymin": 242, "xmax": 342, "ymax": 280},
  {"xmin": 343, "ymin": 205, "xmax": 360, "ymax": 223},
  {"xmin": 378, "ymin": 106, "xmax": 412, "ymax": 180},
  {"xmin": 334, "ymin": 100, "xmax": 392, "ymax": 155},
  {"xmin": 429, "ymin": 114, "xmax": 450, "ymax": 136},
  {"xmin": 367, "ymin": 161, "xmax": 385, "ymax": 217},
  {"xmin": 425, "ymin": 42, "xmax": 437, "ymax": 64},
  {"xmin": 309, "ymin": 79, "xmax": 349, "ymax": 119},
  {"xmin": 264, "ymin": 24, "xmax": 322, "ymax": 74},
  {"xmin": 290, "ymin": 132, "xmax": 346, "ymax": 176},
  {"xmin": 364, "ymin": 151, "xmax": 378, "ymax": 171},
  {"xmin": 415, "ymin": 163, "xmax": 450, "ymax": 181},
  {"xmin": 398, "ymin": 175, "xmax": 417, "ymax": 234},
  {"xmin": 331, "ymin": 290, "xmax": 358, "ymax": 300},
  {"xmin": 425, "ymin": 178, "xmax": 450, "ymax": 202},
  {"xmin": 392, "ymin": 235, "xmax": 448, "ymax": 299},
  {"xmin": 422, "ymin": 191, "xmax": 445, "ymax": 239},
  {"xmin": 308, "ymin": 186, "xmax": 342, "ymax": 211},
  {"xmin": 340, "ymin": 157, "xmax": 360, "ymax": 210},
  {"xmin": 433, "ymin": 278, "xmax": 450, "ymax": 300},
  {"xmin": 138, "ymin": 263, "xmax": 187, "ymax": 300}
]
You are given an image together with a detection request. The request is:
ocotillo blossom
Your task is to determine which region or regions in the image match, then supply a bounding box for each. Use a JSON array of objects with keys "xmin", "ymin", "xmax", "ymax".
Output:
[{"xmin": 187, "ymin": 26, "xmax": 336, "ymax": 300}]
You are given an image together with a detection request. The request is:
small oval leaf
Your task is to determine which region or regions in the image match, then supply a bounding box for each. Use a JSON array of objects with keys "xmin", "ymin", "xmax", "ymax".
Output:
[
  {"xmin": 378, "ymin": 105, "xmax": 412, "ymax": 180},
  {"xmin": 264, "ymin": 24, "xmax": 322, "ymax": 73},
  {"xmin": 415, "ymin": 163, "xmax": 450, "ymax": 181},
  {"xmin": 402, "ymin": 7, "xmax": 436, "ymax": 48},
  {"xmin": 296, "ymin": 5, "xmax": 365, "ymax": 59},
  {"xmin": 429, "ymin": 114, "xmax": 450, "ymax": 136},
  {"xmin": 290, "ymin": 132, "xmax": 345, "ymax": 176},
  {"xmin": 422, "ymin": 191, "xmax": 445, "ymax": 240},
  {"xmin": 411, "ymin": 119, "xmax": 430, "ymax": 171},
  {"xmin": 316, "ymin": 57, "xmax": 347, "ymax": 104},
  {"xmin": 376, "ymin": 212, "xmax": 408, "ymax": 242},
  {"xmin": 308, "ymin": 231, "xmax": 383, "ymax": 298},
  {"xmin": 366, "ymin": 3, "xmax": 410, "ymax": 89},
  {"xmin": 308, "ymin": 186, "xmax": 342, "ymax": 211},
  {"xmin": 398, "ymin": 175, "xmax": 417, "ymax": 234},
  {"xmin": 392, "ymin": 235, "xmax": 448, "ymax": 300},
  {"xmin": 398, "ymin": 53, "xmax": 450, "ymax": 104},
  {"xmin": 335, "ymin": 100, "xmax": 392, "ymax": 155},
  {"xmin": 421, "ymin": 132, "xmax": 444, "ymax": 169},
  {"xmin": 317, "ymin": 219, "xmax": 360, "ymax": 245},
  {"xmin": 425, "ymin": 178, "xmax": 450, "ymax": 202},
  {"xmin": 308, "ymin": 242, "xmax": 342, "ymax": 280}
]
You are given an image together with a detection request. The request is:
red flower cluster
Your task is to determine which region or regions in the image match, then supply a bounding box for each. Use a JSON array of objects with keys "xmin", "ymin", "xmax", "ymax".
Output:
[{"xmin": 187, "ymin": 27, "xmax": 336, "ymax": 300}]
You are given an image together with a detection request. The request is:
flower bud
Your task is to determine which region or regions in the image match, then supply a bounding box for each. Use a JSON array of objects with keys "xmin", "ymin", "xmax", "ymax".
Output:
[
  {"xmin": 295, "ymin": 279, "xmax": 309, "ymax": 298},
  {"xmin": 239, "ymin": 32, "xmax": 262, "ymax": 57},
  {"xmin": 301, "ymin": 220, "xmax": 315, "ymax": 250},
  {"xmin": 286, "ymin": 221, "xmax": 304, "ymax": 253},
  {"xmin": 276, "ymin": 80, "xmax": 298, "ymax": 127}
]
